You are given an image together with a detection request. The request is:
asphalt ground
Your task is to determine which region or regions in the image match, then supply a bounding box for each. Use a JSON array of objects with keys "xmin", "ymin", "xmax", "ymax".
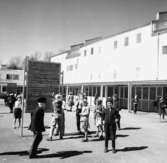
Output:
[{"xmin": 0, "ymin": 99, "xmax": 167, "ymax": 163}]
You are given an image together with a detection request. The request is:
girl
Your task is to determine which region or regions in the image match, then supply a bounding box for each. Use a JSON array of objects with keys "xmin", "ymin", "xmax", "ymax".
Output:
[{"xmin": 13, "ymin": 96, "xmax": 22, "ymax": 128}]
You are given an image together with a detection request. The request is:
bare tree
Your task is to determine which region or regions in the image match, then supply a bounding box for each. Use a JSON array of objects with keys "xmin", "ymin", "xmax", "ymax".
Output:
[
  {"xmin": 43, "ymin": 51, "xmax": 54, "ymax": 62},
  {"xmin": 7, "ymin": 56, "xmax": 23, "ymax": 69},
  {"xmin": 29, "ymin": 51, "xmax": 42, "ymax": 61}
]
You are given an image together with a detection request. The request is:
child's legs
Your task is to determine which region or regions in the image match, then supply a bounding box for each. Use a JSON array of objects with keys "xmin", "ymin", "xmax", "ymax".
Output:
[{"xmin": 18, "ymin": 118, "xmax": 21, "ymax": 127}]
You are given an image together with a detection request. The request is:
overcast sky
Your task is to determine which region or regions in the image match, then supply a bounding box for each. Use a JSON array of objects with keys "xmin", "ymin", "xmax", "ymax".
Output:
[{"xmin": 0, "ymin": 0, "xmax": 167, "ymax": 64}]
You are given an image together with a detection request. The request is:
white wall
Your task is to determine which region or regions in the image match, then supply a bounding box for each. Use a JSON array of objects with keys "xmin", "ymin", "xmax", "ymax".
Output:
[
  {"xmin": 158, "ymin": 32, "xmax": 167, "ymax": 80},
  {"xmin": 0, "ymin": 69, "xmax": 24, "ymax": 85},
  {"xmin": 62, "ymin": 24, "xmax": 159, "ymax": 84}
]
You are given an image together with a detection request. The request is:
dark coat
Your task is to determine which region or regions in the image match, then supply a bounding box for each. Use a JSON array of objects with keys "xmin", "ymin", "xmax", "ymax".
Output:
[
  {"xmin": 102, "ymin": 107, "xmax": 119, "ymax": 140},
  {"xmin": 29, "ymin": 107, "xmax": 45, "ymax": 133}
]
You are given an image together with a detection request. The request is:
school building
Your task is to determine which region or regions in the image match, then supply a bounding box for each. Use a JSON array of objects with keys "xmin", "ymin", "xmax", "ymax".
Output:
[{"xmin": 51, "ymin": 11, "xmax": 167, "ymax": 112}]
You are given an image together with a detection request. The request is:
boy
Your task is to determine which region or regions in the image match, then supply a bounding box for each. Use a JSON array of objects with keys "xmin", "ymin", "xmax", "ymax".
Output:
[
  {"xmin": 103, "ymin": 97, "xmax": 119, "ymax": 153},
  {"xmin": 80, "ymin": 98, "xmax": 90, "ymax": 142},
  {"xmin": 29, "ymin": 97, "xmax": 47, "ymax": 158}
]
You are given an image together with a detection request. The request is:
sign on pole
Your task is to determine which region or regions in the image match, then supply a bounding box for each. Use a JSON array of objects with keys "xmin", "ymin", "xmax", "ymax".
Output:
[{"xmin": 26, "ymin": 60, "xmax": 61, "ymax": 113}]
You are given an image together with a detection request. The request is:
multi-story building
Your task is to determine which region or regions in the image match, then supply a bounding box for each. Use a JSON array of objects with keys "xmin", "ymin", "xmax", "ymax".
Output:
[
  {"xmin": 0, "ymin": 66, "xmax": 24, "ymax": 94},
  {"xmin": 51, "ymin": 11, "xmax": 167, "ymax": 112}
]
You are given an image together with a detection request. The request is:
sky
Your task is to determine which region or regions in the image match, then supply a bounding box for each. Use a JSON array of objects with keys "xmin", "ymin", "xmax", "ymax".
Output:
[{"xmin": 0, "ymin": 0, "xmax": 167, "ymax": 64}]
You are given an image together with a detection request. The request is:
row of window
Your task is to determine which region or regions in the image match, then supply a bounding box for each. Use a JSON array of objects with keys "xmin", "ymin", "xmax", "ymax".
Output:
[
  {"xmin": 6, "ymin": 74, "xmax": 19, "ymax": 80},
  {"xmin": 83, "ymin": 33, "xmax": 142, "ymax": 57}
]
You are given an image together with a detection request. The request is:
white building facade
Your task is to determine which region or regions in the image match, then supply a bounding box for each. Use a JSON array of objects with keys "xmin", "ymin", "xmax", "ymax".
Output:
[
  {"xmin": 51, "ymin": 12, "xmax": 167, "ymax": 112},
  {"xmin": 0, "ymin": 69, "xmax": 24, "ymax": 94}
]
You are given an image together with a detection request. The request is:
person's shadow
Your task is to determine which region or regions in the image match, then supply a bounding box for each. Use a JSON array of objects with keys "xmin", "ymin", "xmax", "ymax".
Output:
[
  {"xmin": 36, "ymin": 150, "xmax": 92, "ymax": 159},
  {"xmin": 0, "ymin": 148, "xmax": 92, "ymax": 159},
  {"xmin": 0, "ymin": 148, "xmax": 49, "ymax": 156},
  {"xmin": 120, "ymin": 127, "xmax": 141, "ymax": 130},
  {"xmin": 116, "ymin": 146, "xmax": 148, "ymax": 152}
]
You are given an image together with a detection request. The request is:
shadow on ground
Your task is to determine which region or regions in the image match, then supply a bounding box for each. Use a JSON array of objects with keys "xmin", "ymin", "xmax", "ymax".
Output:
[
  {"xmin": 36, "ymin": 150, "xmax": 92, "ymax": 159},
  {"xmin": 116, "ymin": 146, "xmax": 148, "ymax": 152},
  {"xmin": 0, "ymin": 149, "xmax": 92, "ymax": 159},
  {"xmin": 116, "ymin": 134, "xmax": 129, "ymax": 138},
  {"xmin": 0, "ymin": 148, "xmax": 49, "ymax": 156},
  {"xmin": 120, "ymin": 127, "xmax": 141, "ymax": 130}
]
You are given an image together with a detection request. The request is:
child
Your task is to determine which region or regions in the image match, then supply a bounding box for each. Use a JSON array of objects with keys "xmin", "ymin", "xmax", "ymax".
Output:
[
  {"xmin": 13, "ymin": 96, "xmax": 22, "ymax": 128},
  {"xmin": 80, "ymin": 98, "xmax": 90, "ymax": 142},
  {"xmin": 47, "ymin": 94, "xmax": 65, "ymax": 141},
  {"xmin": 103, "ymin": 97, "xmax": 119, "ymax": 153},
  {"xmin": 94, "ymin": 99, "xmax": 104, "ymax": 139}
]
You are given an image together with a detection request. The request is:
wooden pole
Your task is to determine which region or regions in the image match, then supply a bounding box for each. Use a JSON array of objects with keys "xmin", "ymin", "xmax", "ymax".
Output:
[{"xmin": 21, "ymin": 58, "xmax": 26, "ymax": 136}]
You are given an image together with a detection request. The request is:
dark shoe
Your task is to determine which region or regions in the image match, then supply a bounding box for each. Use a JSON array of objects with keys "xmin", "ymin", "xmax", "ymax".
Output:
[
  {"xmin": 59, "ymin": 136, "xmax": 63, "ymax": 139},
  {"xmin": 112, "ymin": 148, "xmax": 116, "ymax": 153},
  {"xmin": 82, "ymin": 138, "xmax": 88, "ymax": 142},
  {"xmin": 29, "ymin": 154, "xmax": 37, "ymax": 159},
  {"xmin": 47, "ymin": 137, "xmax": 52, "ymax": 141},
  {"xmin": 104, "ymin": 148, "xmax": 108, "ymax": 153}
]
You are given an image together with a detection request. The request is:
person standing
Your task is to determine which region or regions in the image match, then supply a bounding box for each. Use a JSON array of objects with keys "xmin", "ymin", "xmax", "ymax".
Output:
[
  {"xmin": 29, "ymin": 97, "xmax": 47, "ymax": 158},
  {"xmin": 94, "ymin": 99, "xmax": 104, "ymax": 139},
  {"xmin": 159, "ymin": 96, "xmax": 167, "ymax": 120},
  {"xmin": 133, "ymin": 94, "xmax": 139, "ymax": 114},
  {"xmin": 75, "ymin": 93, "xmax": 83, "ymax": 133},
  {"xmin": 47, "ymin": 94, "xmax": 65, "ymax": 141},
  {"xmin": 67, "ymin": 92, "xmax": 74, "ymax": 111},
  {"xmin": 13, "ymin": 96, "xmax": 22, "ymax": 128},
  {"xmin": 80, "ymin": 98, "xmax": 90, "ymax": 142},
  {"xmin": 7, "ymin": 93, "xmax": 16, "ymax": 113},
  {"xmin": 103, "ymin": 97, "xmax": 119, "ymax": 153},
  {"xmin": 112, "ymin": 94, "xmax": 121, "ymax": 130}
]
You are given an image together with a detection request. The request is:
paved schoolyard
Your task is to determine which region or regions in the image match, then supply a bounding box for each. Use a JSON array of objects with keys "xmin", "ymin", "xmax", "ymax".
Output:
[{"xmin": 0, "ymin": 99, "xmax": 167, "ymax": 163}]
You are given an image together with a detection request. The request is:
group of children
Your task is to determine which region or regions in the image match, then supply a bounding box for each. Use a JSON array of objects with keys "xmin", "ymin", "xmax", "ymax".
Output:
[{"xmin": 9, "ymin": 92, "xmax": 121, "ymax": 158}]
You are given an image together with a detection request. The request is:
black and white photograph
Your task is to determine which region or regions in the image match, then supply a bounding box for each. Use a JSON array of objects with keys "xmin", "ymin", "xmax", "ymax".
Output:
[{"xmin": 0, "ymin": 0, "xmax": 167, "ymax": 162}]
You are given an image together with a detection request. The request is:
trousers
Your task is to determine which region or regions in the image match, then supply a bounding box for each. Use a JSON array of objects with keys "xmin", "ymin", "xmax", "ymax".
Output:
[{"xmin": 29, "ymin": 132, "xmax": 42, "ymax": 156}]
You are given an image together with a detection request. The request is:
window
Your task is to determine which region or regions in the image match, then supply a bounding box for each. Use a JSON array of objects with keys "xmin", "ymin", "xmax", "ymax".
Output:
[
  {"xmin": 66, "ymin": 65, "xmax": 73, "ymax": 71},
  {"xmin": 143, "ymin": 87, "xmax": 148, "ymax": 99},
  {"xmin": 13, "ymin": 74, "xmax": 19, "ymax": 80},
  {"xmin": 6, "ymin": 74, "xmax": 19, "ymax": 80},
  {"xmin": 98, "ymin": 47, "xmax": 101, "ymax": 54},
  {"xmin": 162, "ymin": 46, "xmax": 167, "ymax": 55},
  {"xmin": 136, "ymin": 87, "xmax": 141, "ymax": 98},
  {"xmin": 84, "ymin": 50, "xmax": 87, "ymax": 56},
  {"xmin": 91, "ymin": 48, "xmax": 94, "ymax": 55},
  {"xmin": 6, "ymin": 74, "xmax": 12, "ymax": 80},
  {"xmin": 150, "ymin": 87, "xmax": 156, "ymax": 100},
  {"xmin": 124, "ymin": 37, "xmax": 129, "ymax": 46},
  {"xmin": 136, "ymin": 33, "xmax": 142, "ymax": 43},
  {"xmin": 114, "ymin": 40, "xmax": 117, "ymax": 49},
  {"xmin": 2, "ymin": 86, "xmax": 7, "ymax": 92}
]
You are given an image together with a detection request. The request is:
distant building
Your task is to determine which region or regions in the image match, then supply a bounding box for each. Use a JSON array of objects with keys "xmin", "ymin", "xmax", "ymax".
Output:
[
  {"xmin": 50, "ymin": 11, "xmax": 167, "ymax": 112},
  {"xmin": 0, "ymin": 67, "xmax": 24, "ymax": 94}
]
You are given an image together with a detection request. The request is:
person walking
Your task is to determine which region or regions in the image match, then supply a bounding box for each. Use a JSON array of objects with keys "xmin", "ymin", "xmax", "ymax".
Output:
[
  {"xmin": 103, "ymin": 97, "xmax": 119, "ymax": 153},
  {"xmin": 29, "ymin": 97, "xmax": 47, "ymax": 158}
]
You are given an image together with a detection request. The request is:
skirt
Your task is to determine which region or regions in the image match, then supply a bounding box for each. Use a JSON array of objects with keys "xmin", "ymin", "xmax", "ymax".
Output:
[{"xmin": 14, "ymin": 108, "xmax": 22, "ymax": 119}]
